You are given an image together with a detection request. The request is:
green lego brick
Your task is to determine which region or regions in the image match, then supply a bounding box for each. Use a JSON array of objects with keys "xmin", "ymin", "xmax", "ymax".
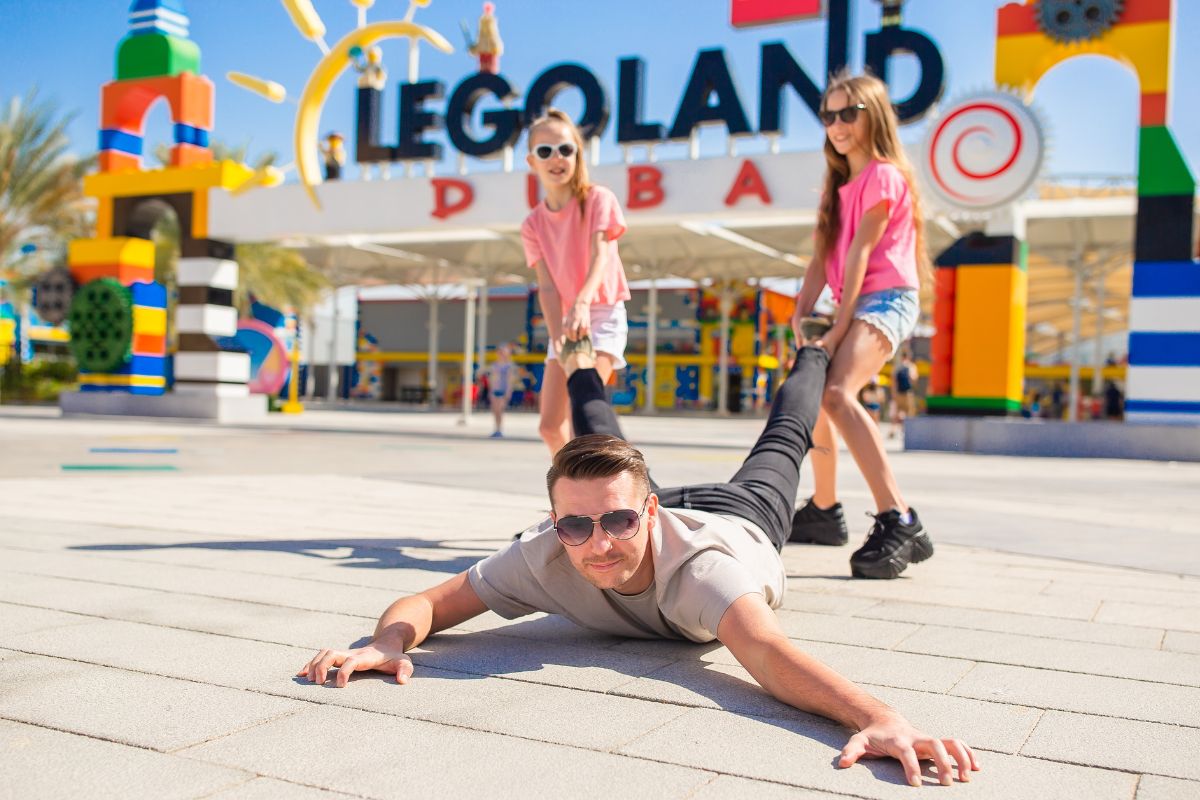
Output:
[
  {"xmin": 1138, "ymin": 126, "xmax": 1196, "ymax": 197},
  {"xmin": 116, "ymin": 33, "xmax": 201, "ymax": 80},
  {"xmin": 925, "ymin": 395, "xmax": 1022, "ymax": 414}
]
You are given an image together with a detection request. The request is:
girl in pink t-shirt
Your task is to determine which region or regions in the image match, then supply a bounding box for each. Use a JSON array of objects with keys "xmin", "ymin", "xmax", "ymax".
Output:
[
  {"xmin": 789, "ymin": 73, "xmax": 934, "ymax": 580},
  {"xmin": 521, "ymin": 109, "xmax": 631, "ymax": 454}
]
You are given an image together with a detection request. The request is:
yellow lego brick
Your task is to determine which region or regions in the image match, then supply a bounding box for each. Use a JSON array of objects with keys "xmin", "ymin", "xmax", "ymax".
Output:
[
  {"xmin": 83, "ymin": 159, "xmax": 255, "ymax": 200},
  {"xmin": 95, "ymin": 197, "xmax": 114, "ymax": 239},
  {"xmin": 69, "ymin": 237, "xmax": 155, "ymax": 268},
  {"xmin": 133, "ymin": 306, "xmax": 167, "ymax": 336},
  {"xmin": 951, "ymin": 264, "xmax": 1027, "ymax": 402},
  {"xmin": 79, "ymin": 374, "xmax": 166, "ymax": 388},
  {"xmin": 191, "ymin": 189, "xmax": 209, "ymax": 240},
  {"xmin": 996, "ymin": 22, "xmax": 1171, "ymax": 96}
]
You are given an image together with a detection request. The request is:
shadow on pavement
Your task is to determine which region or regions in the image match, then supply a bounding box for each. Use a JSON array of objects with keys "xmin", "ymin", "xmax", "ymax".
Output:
[{"xmin": 71, "ymin": 537, "xmax": 495, "ymax": 574}]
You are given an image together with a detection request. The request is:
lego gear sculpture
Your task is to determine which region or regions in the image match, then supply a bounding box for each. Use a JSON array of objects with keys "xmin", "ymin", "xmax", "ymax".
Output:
[
  {"xmin": 1036, "ymin": 0, "xmax": 1123, "ymax": 43},
  {"xmin": 68, "ymin": 278, "xmax": 134, "ymax": 373},
  {"xmin": 34, "ymin": 267, "xmax": 76, "ymax": 326}
]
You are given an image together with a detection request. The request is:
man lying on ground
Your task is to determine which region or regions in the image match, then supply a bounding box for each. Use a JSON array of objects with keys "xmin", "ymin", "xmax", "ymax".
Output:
[{"xmin": 300, "ymin": 332, "xmax": 979, "ymax": 787}]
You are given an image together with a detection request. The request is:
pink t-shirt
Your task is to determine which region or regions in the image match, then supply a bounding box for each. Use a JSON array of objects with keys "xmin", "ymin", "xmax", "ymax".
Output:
[
  {"xmin": 823, "ymin": 159, "xmax": 919, "ymax": 304},
  {"xmin": 521, "ymin": 184, "xmax": 631, "ymax": 316}
]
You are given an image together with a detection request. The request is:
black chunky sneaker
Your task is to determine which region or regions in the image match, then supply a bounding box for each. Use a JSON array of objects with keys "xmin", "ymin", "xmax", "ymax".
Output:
[
  {"xmin": 849, "ymin": 507, "xmax": 934, "ymax": 579},
  {"xmin": 789, "ymin": 499, "xmax": 849, "ymax": 546}
]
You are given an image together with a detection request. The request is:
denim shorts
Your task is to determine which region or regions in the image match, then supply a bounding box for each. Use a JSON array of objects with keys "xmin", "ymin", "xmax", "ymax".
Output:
[
  {"xmin": 545, "ymin": 301, "xmax": 628, "ymax": 369},
  {"xmin": 853, "ymin": 287, "xmax": 919, "ymax": 356}
]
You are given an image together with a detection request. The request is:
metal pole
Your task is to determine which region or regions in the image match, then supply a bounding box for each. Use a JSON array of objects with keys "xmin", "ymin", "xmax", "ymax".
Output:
[
  {"xmin": 460, "ymin": 281, "xmax": 477, "ymax": 425},
  {"xmin": 427, "ymin": 288, "xmax": 440, "ymax": 407},
  {"xmin": 717, "ymin": 285, "xmax": 732, "ymax": 417},
  {"xmin": 327, "ymin": 286, "xmax": 339, "ymax": 401},
  {"xmin": 477, "ymin": 280, "xmax": 490, "ymax": 366},
  {"xmin": 1092, "ymin": 268, "xmax": 1106, "ymax": 396},
  {"xmin": 644, "ymin": 278, "xmax": 658, "ymax": 415},
  {"xmin": 1068, "ymin": 262, "xmax": 1084, "ymax": 422}
]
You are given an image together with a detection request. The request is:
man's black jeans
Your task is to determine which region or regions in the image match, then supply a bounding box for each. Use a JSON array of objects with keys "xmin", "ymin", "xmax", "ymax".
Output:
[{"xmin": 566, "ymin": 346, "xmax": 829, "ymax": 550}]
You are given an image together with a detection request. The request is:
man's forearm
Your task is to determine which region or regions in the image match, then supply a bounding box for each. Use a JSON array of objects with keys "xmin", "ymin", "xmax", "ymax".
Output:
[
  {"xmin": 761, "ymin": 637, "xmax": 897, "ymax": 730},
  {"xmin": 373, "ymin": 593, "xmax": 435, "ymax": 651}
]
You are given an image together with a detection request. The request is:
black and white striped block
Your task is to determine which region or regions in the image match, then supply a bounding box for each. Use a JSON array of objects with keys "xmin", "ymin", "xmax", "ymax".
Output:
[{"xmin": 175, "ymin": 256, "xmax": 249, "ymax": 396}]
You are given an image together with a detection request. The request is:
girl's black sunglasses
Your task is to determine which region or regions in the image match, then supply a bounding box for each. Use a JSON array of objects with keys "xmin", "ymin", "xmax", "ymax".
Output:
[{"xmin": 819, "ymin": 103, "xmax": 866, "ymax": 127}]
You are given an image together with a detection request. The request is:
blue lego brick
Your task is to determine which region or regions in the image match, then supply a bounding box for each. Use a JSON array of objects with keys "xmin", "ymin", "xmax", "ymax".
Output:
[
  {"xmin": 99, "ymin": 129, "xmax": 143, "ymax": 156},
  {"xmin": 1131, "ymin": 260, "xmax": 1200, "ymax": 298},
  {"xmin": 1124, "ymin": 399, "xmax": 1200, "ymax": 415},
  {"xmin": 172, "ymin": 123, "xmax": 209, "ymax": 147},
  {"xmin": 130, "ymin": 281, "xmax": 167, "ymax": 309},
  {"xmin": 1127, "ymin": 332, "xmax": 1200, "ymax": 367}
]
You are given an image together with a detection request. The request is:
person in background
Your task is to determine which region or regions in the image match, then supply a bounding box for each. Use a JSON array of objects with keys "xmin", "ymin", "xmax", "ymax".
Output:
[
  {"xmin": 487, "ymin": 343, "xmax": 516, "ymax": 438},
  {"xmin": 860, "ymin": 379, "xmax": 883, "ymax": 425},
  {"xmin": 889, "ymin": 349, "xmax": 917, "ymax": 438}
]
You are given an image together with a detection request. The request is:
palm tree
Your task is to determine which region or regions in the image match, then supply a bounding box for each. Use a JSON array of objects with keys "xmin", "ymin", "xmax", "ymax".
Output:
[
  {"xmin": 150, "ymin": 140, "xmax": 328, "ymax": 318},
  {"xmin": 0, "ymin": 90, "xmax": 93, "ymax": 301}
]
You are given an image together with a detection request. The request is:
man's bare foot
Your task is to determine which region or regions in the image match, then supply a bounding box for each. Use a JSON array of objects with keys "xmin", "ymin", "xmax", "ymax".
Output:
[
  {"xmin": 559, "ymin": 335, "xmax": 596, "ymax": 378},
  {"xmin": 799, "ymin": 316, "xmax": 832, "ymax": 346}
]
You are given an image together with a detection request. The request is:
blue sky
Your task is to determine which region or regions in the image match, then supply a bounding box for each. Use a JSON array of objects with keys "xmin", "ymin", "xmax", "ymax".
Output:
[{"xmin": 2, "ymin": 0, "xmax": 1198, "ymax": 180}]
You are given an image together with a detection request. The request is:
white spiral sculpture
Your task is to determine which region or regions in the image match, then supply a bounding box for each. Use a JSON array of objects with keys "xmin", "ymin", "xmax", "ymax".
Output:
[{"xmin": 921, "ymin": 92, "xmax": 1045, "ymax": 212}]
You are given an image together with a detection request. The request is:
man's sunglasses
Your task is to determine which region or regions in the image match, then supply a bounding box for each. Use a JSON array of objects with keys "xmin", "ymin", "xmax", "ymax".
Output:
[
  {"xmin": 819, "ymin": 103, "xmax": 866, "ymax": 127},
  {"xmin": 533, "ymin": 142, "xmax": 577, "ymax": 161},
  {"xmin": 554, "ymin": 497, "xmax": 649, "ymax": 547}
]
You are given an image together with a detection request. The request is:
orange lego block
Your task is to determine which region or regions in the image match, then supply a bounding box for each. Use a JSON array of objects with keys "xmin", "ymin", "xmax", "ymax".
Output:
[
  {"xmin": 95, "ymin": 197, "xmax": 113, "ymax": 239},
  {"xmin": 99, "ymin": 150, "xmax": 142, "ymax": 173},
  {"xmin": 171, "ymin": 142, "xmax": 213, "ymax": 167},
  {"xmin": 101, "ymin": 72, "xmax": 214, "ymax": 133},
  {"xmin": 132, "ymin": 332, "xmax": 167, "ymax": 356},
  {"xmin": 69, "ymin": 263, "xmax": 155, "ymax": 286},
  {"xmin": 1141, "ymin": 92, "xmax": 1167, "ymax": 126}
]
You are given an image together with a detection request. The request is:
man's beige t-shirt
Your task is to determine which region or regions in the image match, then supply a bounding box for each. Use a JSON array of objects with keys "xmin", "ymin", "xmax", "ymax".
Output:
[{"xmin": 468, "ymin": 507, "xmax": 786, "ymax": 643}]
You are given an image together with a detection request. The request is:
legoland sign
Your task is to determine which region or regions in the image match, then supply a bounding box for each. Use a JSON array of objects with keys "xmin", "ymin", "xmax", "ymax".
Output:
[{"xmin": 355, "ymin": 0, "xmax": 945, "ymax": 164}]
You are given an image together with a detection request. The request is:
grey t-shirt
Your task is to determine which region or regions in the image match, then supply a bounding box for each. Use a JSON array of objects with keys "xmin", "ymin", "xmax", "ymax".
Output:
[{"xmin": 468, "ymin": 507, "xmax": 786, "ymax": 643}]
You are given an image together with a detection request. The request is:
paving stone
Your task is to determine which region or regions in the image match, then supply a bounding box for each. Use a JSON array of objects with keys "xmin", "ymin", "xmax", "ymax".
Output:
[
  {"xmin": 610, "ymin": 661, "xmax": 1039, "ymax": 755},
  {"xmin": 1163, "ymin": 631, "xmax": 1200, "ymax": 654},
  {"xmin": 0, "ymin": 603, "xmax": 90, "ymax": 640},
  {"xmin": 409, "ymin": 629, "xmax": 675, "ymax": 692},
  {"xmin": 0, "ymin": 574, "xmax": 377, "ymax": 651},
  {"xmin": 182, "ymin": 704, "xmax": 715, "ymax": 800},
  {"xmin": 898, "ymin": 627, "xmax": 1200, "ymax": 686},
  {"xmin": 1095, "ymin": 601, "xmax": 1200, "ymax": 633},
  {"xmin": 3, "ymin": 617, "xmax": 318, "ymax": 694},
  {"xmin": 1136, "ymin": 775, "xmax": 1200, "ymax": 800},
  {"xmin": 1023, "ymin": 710, "xmax": 1200, "ymax": 780},
  {"xmin": 618, "ymin": 707, "xmax": 1136, "ymax": 799},
  {"xmin": 779, "ymin": 590, "xmax": 882, "ymax": 616},
  {"xmin": 453, "ymin": 609, "xmax": 630, "ymax": 648},
  {"xmin": 296, "ymin": 663, "xmax": 689, "ymax": 751},
  {"xmin": 952, "ymin": 662, "xmax": 1200, "ymax": 726},
  {"xmin": 859, "ymin": 684, "xmax": 1041, "ymax": 755},
  {"xmin": 203, "ymin": 778, "xmax": 362, "ymax": 799},
  {"xmin": 0, "ymin": 546, "xmax": 413, "ymax": 618},
  {"xmin": 0, "ymin": 652, "xmax": 301, "ymax": 751},
  {"xmin": 1003, "ymin": 565, "xmax": 1200, "ymax": 594},
  {"xmin": 0, "ymin": 718, "xmax": 250, "ymax": 799},
  {"xmin": 1043, "ymin": 582, "xmax": 1200, "ymax": 609},
  {"xmin": 799, "ymin": 579, "xmax": 1101, "ymax": 620},
  {"xmin": 859, "ymin": 599, "xmax": 1165, "ymax": 649},
  {"xmin": 775, "ymin": 609, "xmax": 920, "ymax": 649},
  {"xmin": 688, "ymin": 775, "xmax": 848, "ymax": 799}
]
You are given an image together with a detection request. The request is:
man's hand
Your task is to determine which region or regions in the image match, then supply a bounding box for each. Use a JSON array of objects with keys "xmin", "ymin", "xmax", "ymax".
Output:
[
  {"xmin": 839, "ymin": 714, "xmax": 980, "ymax": 787},
  {"xmin": 298, "ymin": 640, "xmax": 414, "ymax": 688},
  {"xmin": 562, "ymin": 299, "xmax": 591, "ymax": 341},
  {"xmin": 816, "ymin": 325, "xmax": 846, "ymax": 359}
]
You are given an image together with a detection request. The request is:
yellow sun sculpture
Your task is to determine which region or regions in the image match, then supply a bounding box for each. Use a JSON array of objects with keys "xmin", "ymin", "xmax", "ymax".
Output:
[{"xmin": 228, "ymin": 1, "xmax": 452, "ymax": 209}]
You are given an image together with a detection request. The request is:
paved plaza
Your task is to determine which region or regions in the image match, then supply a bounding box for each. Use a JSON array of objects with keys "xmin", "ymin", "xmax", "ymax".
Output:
[{"xmin": 1, "ymin": 405, "xmax": 1198, "ymax": 799}]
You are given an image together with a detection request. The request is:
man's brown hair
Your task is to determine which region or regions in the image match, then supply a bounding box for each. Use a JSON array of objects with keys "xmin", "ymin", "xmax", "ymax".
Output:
[{"xmin": 546, "ymin": 434, "xmax": 652, "ymax": 508}]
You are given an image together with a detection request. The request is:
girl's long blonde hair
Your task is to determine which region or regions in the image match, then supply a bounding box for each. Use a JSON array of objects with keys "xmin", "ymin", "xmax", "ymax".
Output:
[
  {"xmin": 814, "ymin": 71, "xmax": 930, "ymax": 283},
  {"xmin": 528, "ymin": 108, "xmax": 591, "ymax": 218}
]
